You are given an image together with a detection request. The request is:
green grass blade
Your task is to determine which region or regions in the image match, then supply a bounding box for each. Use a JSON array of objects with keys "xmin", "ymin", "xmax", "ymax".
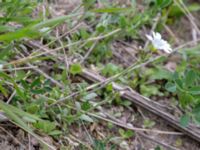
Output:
[
  {"xmin": 33, "ymin": 13, "xmax": 81, "ymax": 29},
  {"xmin": 0, "ymin": 27, "xmax": 39, "ymax": 42},
  {"xmin": 0, "ymin": 101, "xmax": 55, "ymax": 150}
]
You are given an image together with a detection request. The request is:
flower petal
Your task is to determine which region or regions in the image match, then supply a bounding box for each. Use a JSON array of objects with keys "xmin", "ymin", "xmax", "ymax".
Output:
[
  {"xmin": 146, "ymin": 34, "xmax": 153, "ymax": 41},
  {"xmin": 154, "ymin": 32, "xmax": 162, "ymax": 40}
]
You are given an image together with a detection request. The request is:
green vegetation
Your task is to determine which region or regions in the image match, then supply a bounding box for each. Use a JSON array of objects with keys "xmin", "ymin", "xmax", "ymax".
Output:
[{"xmin": 0, "ymin": 0, "xmax": 199, "ymax": 149}]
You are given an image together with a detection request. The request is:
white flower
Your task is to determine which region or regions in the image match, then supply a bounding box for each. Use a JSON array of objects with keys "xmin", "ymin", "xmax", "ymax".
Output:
[{"xmin": 146, "ymin": 31, "xmax": 173, "ymax": 53}]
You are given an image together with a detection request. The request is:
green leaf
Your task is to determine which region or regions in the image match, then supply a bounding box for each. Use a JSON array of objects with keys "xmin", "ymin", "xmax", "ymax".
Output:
[
  {"xmin": 178, "ymin": 93, "xmax": 193, "ymax": 108},
  {"xmin": 169, "ymin": 3, "xmax": 200, "ymax": 17},
  {"xmin": 155, "ymin": 146, "xmax": 162, "ymax": 150},
  {"xmin": 48, "ymin": 130, "xmax": 62, "ymax": 136},
  {"xmin": 82, "ymin": 0, "xmax": 96, "ymax": 10},
  {"xmin": 22, "ymin": 116, "xmax": 37, "ymax": 123},
  {"xmin": 119, "ymin": 129, "xmax": 134, "ymax": 139},
  {"xmin": 180, "ymin": 114, "xmax": 190, "ymax": 127},
  {"xmin": 70, "ymin": 63, "xmax": 82, "ymax": 75},
  {"xmin": 0, "ymin": 45, "xmax": 12, "ymax": 59},
  {"xmin": 14, "ymin": 83, "xmax": 26, "ymax": 99},
  {"xmin": 81, "ymin": 101, "xmax": 92, "ymax": 111},
  {"xmin": 93, "ymin": 140, "xmax": 106, "ymax": 150},
  {"xmin": 140, "ymin": 84, "xmax": 160, "ymax": 97},
  {"xmin": 30, "ymin": 78, "xmax": 41, "ymax": 88},
  {"xmin": 192, "ymin": 105, "xmax": 200, "ymax": 115},
  {"xmin": 174, "ymin": 78, "xmax": 184, "ymax": 90},
  {"xmin": 26, "ymin": 104, "xmax": 40, "ymax": 114},
  {"xmin": 106, "ymin": 83, "xmax": 113, "ymax": 92},
  {"xmin": 156, "ymin": 0, "xmax": 172, "ymax": 9},
  {"xmin": 15, "ymin": 70, "xmax": 26, "ymax": 81},
  {"xmin": 0, "ymin": 25, "xmax": 15, "ymax": 32},
  {"xmin": 79, "ymin": 28, "xmax": 90, "ymax": 39},
  {"xmin": 188, "ymin": 86, "xmax": 200, "ymax": 95},
  {"xmin": 119, "ymin": 16, "xmax": 127, "ymax": 28},
  {"xmin": 182, "ymin": 44, "xmax": 200, "ymax": 55},
  {"xmin": 147, "ymin": 68, "xmax": 173, "ymax": 80},
  {"xmin": 165, "ymin": 82, "xmax": 176, "ymax": 92},
  {"xmin": 34, "ymin": 121, "xmax": 56, "ymax": 134},
  {"xmin": 0, "ymin": 81, "xmax": 8, "ymax": 97},
  {"xmin": 83, "ymin": 93, "xmax": 97, "ymax": 101},
  {"xmin": 102, "ymin": 63, "xmax": 121, "ymax": 77},
  {"xmin": 192, "ymin": 105, "xmax": 200, "ymax": 124},
  {"xmin": 80, "ymin": 114, "xmax": 93, "ymax": 122},
  {"xmin": 0, "ymin": 72, "xmax": 13, "ymax": 81},
  {"xmin": 185, "ymin": 69, "xmax": 196, "ymax": 87},
  {"xmin": 0, "ymin": 27, "xmax": 39, "ymax": 42}
]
